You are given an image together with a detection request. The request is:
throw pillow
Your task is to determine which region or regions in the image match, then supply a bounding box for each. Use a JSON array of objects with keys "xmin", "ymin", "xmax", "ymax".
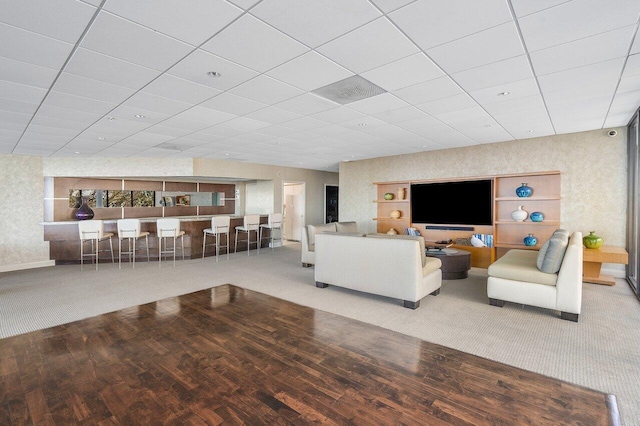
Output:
[
  {"xmin": 335, "ymin": 221, "xmax": 358, "ymax": 233},
  {"xmin": 536, "ymin": 229, "xmax": 570, "ymax": 273}
]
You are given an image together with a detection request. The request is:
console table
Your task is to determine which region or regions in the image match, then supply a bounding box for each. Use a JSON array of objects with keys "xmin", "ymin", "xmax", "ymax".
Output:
[{"xmin": 582, "ymin": 246, "xmax": 629, "ymax": 286}]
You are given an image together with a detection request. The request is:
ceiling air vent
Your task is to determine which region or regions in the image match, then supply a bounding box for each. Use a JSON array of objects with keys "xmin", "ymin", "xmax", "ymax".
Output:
[
  {"xmin": 156, "ymin": 142, "xmax": 192, "ymax": 152},
  {"xmin": 312, "ymin": 75, "xmax": 387, "ymax": 105}
]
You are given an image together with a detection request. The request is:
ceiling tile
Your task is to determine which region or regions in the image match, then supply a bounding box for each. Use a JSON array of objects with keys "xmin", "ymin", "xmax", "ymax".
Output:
[
  {"xmin": 200, "ymin": 93, "xmax": 267, "ymax": 116},
  {"xmin": 452, "ymin": 55, "xmax": 533, "ymax": 92},
  {"xmin": 251, "ymin": 0, "xmax": 381, "ymax": 48},
  {"xmin": 201, "ymin": 14, "xmax": 308, "ymax": 73},
  {"xmin": 469, "ymin": 78, "xmax": 541, "ymax": 105},
  {"xmin": 347, "ymin": 93, "xmax": 409, "ymax": 115},
  {"xmin": 317, "ymin": 17, "xmax": 419, "ymax": 74},
  {"xmin": 167, "ymin": 49, "xmax": 259, "ymax": 91},
  {"xmin": 52, "ymin": 73, "xmax": 136, "ymax": 104},
  {"xmin": 123, "ymin": 92, "xmax": 192, "ymax": 116},
  {"xmin": 227, "ymin": 0, "xmax": 260, "ymax": 10},
  {"xmin": 244, "ymin": 107, "xmax": 302, "ymax": 124},
  {"xmin": 370, "ymin": 0, "xmax": 416, "ymax": 14},
  {"xmin": 544, "ymin": 80, "xmax": 618, "ymax": 106},
  {"xmin": 361, "ymin": 53, "xmax": 444, "ymax": 91},
  {"xmin": 0, "ymin": 0, "xmax": 95, "ymax": 43},
  {"xmin": 537, "ymin": 58, "xmax": 625, "ymax": 93},
  {"xmin": 0, "ymin": 98, "xmax": 39, "ymax": 116},
  {"xmin": 482, "ymin": 94, "xmax": 546, "ymax": 116},
  {"xmin": 229, "ymin": 75, "xmax": 304, "ymax": 105},
  {"xmin": 632, "ymin": 33, "xmax": 640, "ymax": 55},
  {"xmin": 310, "ymin": 107, "xmax": 366, "ymax": 124},
  {"xmin": 103, "ymin": 0, "xmax": 242, "ymax": 46},
  {"xmin": 65, "ymin": 48, "xmax": 161, "ymax": 89},
  {"xmin": 43, "ymin": 91, "xmax": 117, "ymax": 115},
  {"xmin": 0, "ymin": 56, "xmax": 58, "ymax": 89},
  {"xmin": 415, "ymin": 93, "xmax": 479, "ymax": 116},
  {"xmin": 617, "ymin": 74, "xmax": 640, "ymax": 95},
  {"xmin": 372, "ymin": 105, "xmax": 429, "ymax": 124},
  {"xmin": 81, "ymin": 11, "xmax": 194, "ymax": 71},
  {"xmin": 275, "ymin": 94, "xmax": 337, "ymax": 116},
  {"xmin": 266, "ymin": 51, "xmax": 353, "ymax": 91},
  {"xmin": 510, "ymin": 0, "xmax": 571, "ymax": 17},
  {"xmin": 427, "ymin": 22, "xmax": 525, "ymax": 74},
  {"xmin": 389, "ymin": 0, "xmax": 512, "ymax": 50},
  {"xmin": 393, "ymin": 76, "xmax": 464, "ymax": 104},
  {"xmin": 142, "ymin": 74, "xmax": 221, "ymax": 104},
  {"xmin": 623, "ymin": 54, "xmax": 640, "ymax": 77},
  {"xmin": 518, "ymin": 0, "xmax": 640, "ymax": 52},
  {"xmin": 530, "ymin": 26, "xmax": 635, "ymax": 76},
  {"xmin": 0, "ymin": 81, "xmax": 47, "ymax": 105},
  {"xmin": 0, "ymin": 23, "xmax": 74, "ymax": 69}
]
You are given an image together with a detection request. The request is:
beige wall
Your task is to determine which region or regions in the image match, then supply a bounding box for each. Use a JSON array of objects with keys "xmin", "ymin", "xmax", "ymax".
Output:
[
  {"xmin": 339, "ymin": 128, "xmax": 628, "ymax": 267},
  {"xmin": 0, "ymin": 155, "xmax": 51, "ymax": 271},
  {"xmin": 0, "ymin": 155, "xmax": 337, "ymax": 271}
]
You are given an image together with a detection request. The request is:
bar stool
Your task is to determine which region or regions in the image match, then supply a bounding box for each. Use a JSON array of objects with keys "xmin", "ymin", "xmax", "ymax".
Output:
[
  {"xmin": 78, "ymin": 220, "xmax": 114, "ymax": 271},
  {"xmin": 117, "ymin": 218, "xmax": 150, "ymax": 269},
  {"xmin": 157, "ymin": 218, "xmax": 185, "ymax": 267},
  {"xmin": 259, "ymin": 213, "xmax": 283, "ymax": 251},
  {"xmin": 234, "ymin": 214, "xmax": 260, "ymax": 256},
  {"xmin": 202, "ymin": 215, "xmax": 230, "ymax": 262}
]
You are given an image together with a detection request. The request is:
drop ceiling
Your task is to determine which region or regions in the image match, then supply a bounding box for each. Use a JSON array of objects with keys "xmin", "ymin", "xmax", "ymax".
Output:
[{"xmin": 1, "ymin": 0, "xmax": 639, "ymax": 172}]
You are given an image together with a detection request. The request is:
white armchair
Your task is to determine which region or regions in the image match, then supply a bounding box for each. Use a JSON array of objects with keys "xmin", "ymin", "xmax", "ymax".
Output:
[{"xmin": 487, "ymin": 231, "xmax": 583, "ymax": 321}]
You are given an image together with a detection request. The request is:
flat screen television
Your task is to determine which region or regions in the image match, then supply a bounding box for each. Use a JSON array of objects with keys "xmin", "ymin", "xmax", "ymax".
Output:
[{"xmin": 411, "ymin": 179, "xmax": 493, "ymax": 226}]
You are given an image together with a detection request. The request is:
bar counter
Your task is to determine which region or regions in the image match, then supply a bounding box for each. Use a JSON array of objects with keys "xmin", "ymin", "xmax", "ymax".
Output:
[{"xmin": 42, "ymin": 215, "xmax": 269, "ymax": 264}]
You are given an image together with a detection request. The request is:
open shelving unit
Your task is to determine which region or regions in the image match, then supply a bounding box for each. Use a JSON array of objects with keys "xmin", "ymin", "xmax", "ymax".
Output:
[{"xmin": 373, "ymin": 171, "xmax": 561, "ymax": 268}]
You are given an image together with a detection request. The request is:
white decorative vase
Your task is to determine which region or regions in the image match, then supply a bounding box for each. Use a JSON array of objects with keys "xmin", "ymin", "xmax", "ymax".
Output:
[
  {"xmin": 387, "ymin": 228, "xmax": 398, "ymax": 235},
  {"xmin": 397, "ymin": 188, "xmax": 405, "ymax": 200},
  {"xmin": 511, "ymin": 205, "xmax": 528, "ymax": 222}
]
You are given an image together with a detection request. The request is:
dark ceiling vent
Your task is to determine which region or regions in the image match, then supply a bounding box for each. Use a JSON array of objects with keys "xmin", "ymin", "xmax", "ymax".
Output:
[{"xmin": 312, "ymin": 75, "xmax": 387, "ymax": 105}]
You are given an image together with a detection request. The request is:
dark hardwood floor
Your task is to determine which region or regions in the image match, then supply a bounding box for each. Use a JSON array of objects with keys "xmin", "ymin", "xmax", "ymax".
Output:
[{"xmin": 0, "ymin": 285, "xmax": 618, "ymax": 425}]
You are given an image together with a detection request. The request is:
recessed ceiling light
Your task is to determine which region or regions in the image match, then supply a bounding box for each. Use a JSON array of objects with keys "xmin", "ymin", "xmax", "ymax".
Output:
[
  {"xmin": 484, "ymin": 124, "xmax": 492, "ymax": 128},
  {"xmin": 207, "ymin": 71, "xmax": 222, "ymax": 78},
  {"xmin": 225, "ymin": 153, "xmax": 230, "ymax": 156},
  {"xmin": 498, "ymin": 91, "xmax": 510, "ymax": 96},
  {"xmin": 527, "ymin": 129, "xmax": 534, "ymax": 133},
  {"xmin": 74, "ymin": 151, "xmax": 80, "ymax": 154},
  {"xmin": 358, "ymin": 123, "xmax": 367, "ymax": 127},
  {"xmin": 135, "ymin": 114, "xmax": 145, "ymax": 118},
  {"xmin": 107, "ymin": 116, "xmax": 115, "ymax": 121},
  {"xmin": 97, "ymin": 137, "xmax": 105, "ymax": 140},
  {"xmin": 277, "ymin": 141, "xmax": 284, "ymax": 145}
]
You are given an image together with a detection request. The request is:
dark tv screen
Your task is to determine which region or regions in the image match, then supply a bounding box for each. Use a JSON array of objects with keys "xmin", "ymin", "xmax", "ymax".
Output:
[{"xmin": 411, "ymin": 180, "xmax": 493, "ymax": 226}]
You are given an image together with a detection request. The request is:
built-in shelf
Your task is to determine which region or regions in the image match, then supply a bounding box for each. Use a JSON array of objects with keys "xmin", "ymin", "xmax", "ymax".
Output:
[
  {"xmin": 373, "ymin": 200, "xmax": 410, "ymax": 203},
  {"xmin": 494, "ymin": 221, "xmax": 561, "ymax": 226}
]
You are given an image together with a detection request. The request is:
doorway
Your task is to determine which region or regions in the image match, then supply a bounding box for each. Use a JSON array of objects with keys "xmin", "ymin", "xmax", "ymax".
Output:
[
  {"xmin": 283, "ymin": 182, "xmax": 305, "ymax": 242},
  {"xmin": 325, "ymin": 184, "xmax": 338, "ymax": 223}
]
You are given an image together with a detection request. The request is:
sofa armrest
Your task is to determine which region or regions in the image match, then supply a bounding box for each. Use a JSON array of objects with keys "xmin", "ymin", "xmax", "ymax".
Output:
[{"xmin": 556, "ymin": 232, "xmax": 583, "ymax": 314}]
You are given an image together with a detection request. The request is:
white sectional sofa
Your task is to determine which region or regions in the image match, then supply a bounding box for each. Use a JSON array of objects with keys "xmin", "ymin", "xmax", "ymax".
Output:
[
  {"xmin": 314, "ymin": 233, "xmax": 442, "ymax": 309},
  {"xmin": 301, "ymin": 221, "xmax": 359, "ymax": 267},
  {"xmin": 487, "ymin": 230, "xmax": 583, "ymax": 321}
]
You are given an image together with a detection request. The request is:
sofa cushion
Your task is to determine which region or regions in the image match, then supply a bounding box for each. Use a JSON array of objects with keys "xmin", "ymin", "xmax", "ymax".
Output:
[
  {"xmin": 536, "ymin": 229, "xmax": 570, "ymax": 273},
  {"xmin": 488, "ymin": 249, "xmax": 558, "ymax": 286},
  {"xmin": 335, "ymin": 221, "xmax": 358, "ymax": 233},
  {"xmin": 307, "ymin": 223, "xmax": 337, "ymax": 251},
  {"xmin": 367, "ymin": 233, "xmax": 426, "ymax": 267}
]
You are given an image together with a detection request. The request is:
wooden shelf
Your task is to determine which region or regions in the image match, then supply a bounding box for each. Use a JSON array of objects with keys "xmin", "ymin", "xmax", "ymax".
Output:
[
  {"xmin": 373, "ymin": 200, "xmax": 410, "ymax": 203},
  {"xmin": 373, "ymin": 217, "xmax": 409, "ymax": 221},
  {"xmin": 495, "ymin": 196, "xmax": 560, "ymax": 201},
  {"xmin": 494, "ymin": 221, "xmax": 561, "ymax": 226},
  {"xmin": 495, "ymin": 243, "xmax": 540, "ymax": 250}
]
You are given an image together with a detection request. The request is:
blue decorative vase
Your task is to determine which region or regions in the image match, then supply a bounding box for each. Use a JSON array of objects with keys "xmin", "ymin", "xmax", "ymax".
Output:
[
  {"xmin": 523, "ymin": 233, "xmax": 537, "ymax": 246},
  {"xmin": 75, "ymin": 197, "xmax": 94, "ymax": 220},
  {"xmin": 530, "ymin": 211, "xmax": 544, "ymax": 222},
  {"xmin": 516, "ymin": 183, "xmax": 533, "ymax": 197}
]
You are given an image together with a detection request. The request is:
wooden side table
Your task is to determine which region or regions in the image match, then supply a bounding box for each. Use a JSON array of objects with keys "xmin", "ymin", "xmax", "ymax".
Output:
[{"xmin": 582, "ymin": 246, "xmax": 628, "ymax": 286}]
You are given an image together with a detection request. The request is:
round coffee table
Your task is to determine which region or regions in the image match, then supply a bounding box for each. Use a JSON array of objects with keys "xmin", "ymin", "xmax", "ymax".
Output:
[{"xmin": 426, "ymin": 249, "xmax": 471, "ymax": 279}]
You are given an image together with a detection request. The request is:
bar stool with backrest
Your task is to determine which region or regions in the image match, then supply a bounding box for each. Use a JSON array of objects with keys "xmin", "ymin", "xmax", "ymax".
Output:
[
  {"xmin": 259, "ymin": 213, "xmax": 283, "ymax": 252},
  {"xmin": 78, "ymin": 219, "xmax": 114, "ymax": 271},
  {"xmin": 117, "ymin": 218, "xmax": 150, "ymax": 269},
  {"xmin": 156, "ymin": 218, "xmax": 185, "ymax": 267},
  {"xmin": 202, "ymin": 215, "xmax": 231, "ymax": 262},
  {"xmin": 234, "ymin": 214, "xmax": 260, "ymax": 256}
]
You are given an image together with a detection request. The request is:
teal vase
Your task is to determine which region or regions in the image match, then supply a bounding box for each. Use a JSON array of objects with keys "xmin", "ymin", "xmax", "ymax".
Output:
[
  {"xmin": 516, "ymin": 183, "xmax": 533, "ymax": 197},
  {"xmin": 523, "ymin": 234, "xmax": 537, "ymax": 246}
]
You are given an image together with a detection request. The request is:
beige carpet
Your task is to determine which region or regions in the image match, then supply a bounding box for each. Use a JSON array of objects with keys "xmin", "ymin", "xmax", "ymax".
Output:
[{"xmin": 1, "ymin": 243, "xmax": 639, "ymax": 425}]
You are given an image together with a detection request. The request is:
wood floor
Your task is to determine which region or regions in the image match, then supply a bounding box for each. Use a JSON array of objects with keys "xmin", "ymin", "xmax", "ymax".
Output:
[{"xmin": 0, "ymin": 284, "xmax": 618, "ymax": 425}]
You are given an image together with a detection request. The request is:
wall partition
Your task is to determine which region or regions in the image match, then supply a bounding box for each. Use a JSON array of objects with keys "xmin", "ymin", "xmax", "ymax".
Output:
[{"xmin": 628, "ymin": 112, "xmax": 639, "ymax": 298}]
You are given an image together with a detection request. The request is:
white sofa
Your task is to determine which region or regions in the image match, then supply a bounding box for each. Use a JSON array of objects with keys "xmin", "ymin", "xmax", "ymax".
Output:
[
  {"xmin": 301, "ymin": 221, "xmax": 359, "ymax": 267},
  {"xmin": 487, "ymin": 231, "xmax": 583, "ymax": 321},
  {"xmin": 314, "ymin": 233, "xmax": 442, "ymax": 309}
]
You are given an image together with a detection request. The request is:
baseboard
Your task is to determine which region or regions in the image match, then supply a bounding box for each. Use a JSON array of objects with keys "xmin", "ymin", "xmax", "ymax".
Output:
[{"xmin": 0, "ymin": 260, "xmax": 55, "ymax": 273}]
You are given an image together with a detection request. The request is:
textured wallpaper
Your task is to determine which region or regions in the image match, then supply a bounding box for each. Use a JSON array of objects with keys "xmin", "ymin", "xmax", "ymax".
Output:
[
  {"xmin": 0, "ymin": 155, "xmax": 50, "ymax": 267},
  {"xmin": 340, "ymin": 128, "xmax": 628, "ymax": 251}
]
